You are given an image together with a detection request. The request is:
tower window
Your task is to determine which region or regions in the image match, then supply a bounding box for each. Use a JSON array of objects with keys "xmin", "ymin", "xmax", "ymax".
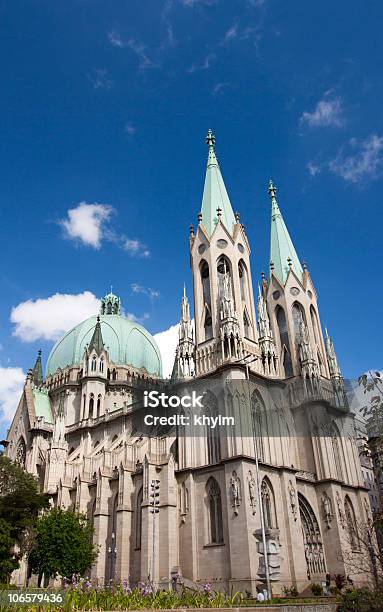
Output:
[
  {"xmin": 276, "ymin": 306, "xmax": 293, "ymax": 377},
  {"xmin": 91, "ymin": 356, "xmax": 97, "ymax": 371},
  {"xmin": 206, "ymin": 477, "xmax": 223, "ymax": 544},
  {"xmin": 292, "ymin": 302, "xmax": 305, "ymax": 342},
  {"xmin": 99, "ymin": 357, "xmax": 104, "ymax": 373}
]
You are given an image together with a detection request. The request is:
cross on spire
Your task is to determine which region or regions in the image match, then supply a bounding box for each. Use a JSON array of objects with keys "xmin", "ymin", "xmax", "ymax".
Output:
[
  {"xmin": 205, "ymin": 128, "xmax": 215, "ymax": 149},
  {"xmin": 268, "ymin": 179, "xmax": 277, "ymax": 200}
]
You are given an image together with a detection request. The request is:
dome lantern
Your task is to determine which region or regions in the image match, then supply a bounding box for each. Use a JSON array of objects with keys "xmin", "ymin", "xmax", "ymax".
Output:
[{"xmin": 100, "ymin": 288, "xmax": 121, "ymax": 316}]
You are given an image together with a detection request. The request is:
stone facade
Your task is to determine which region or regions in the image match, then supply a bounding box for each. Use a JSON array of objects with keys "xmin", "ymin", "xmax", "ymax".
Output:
[{"xmin": 5, "ymin": 131, "xmax": 375, "ymax": 593}]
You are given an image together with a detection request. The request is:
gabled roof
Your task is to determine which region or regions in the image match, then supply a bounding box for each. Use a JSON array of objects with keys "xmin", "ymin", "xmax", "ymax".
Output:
[
  {"xmin": 269, "ymin": 180, "xmax": 303, "ymax": 285},
  {"xmin": 200, "ymin": 129, "xmax": 236, "ymax": 237}
]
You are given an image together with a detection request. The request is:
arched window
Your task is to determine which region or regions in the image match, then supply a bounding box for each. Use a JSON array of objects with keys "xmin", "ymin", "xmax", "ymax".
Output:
[
  {"xmin": 276, "ymin": 306, "xmax": 293, "ymax": 377},
  {"xmin": 243, "ymin": 309, "xmax": 250, "ymax": 338},
  {"xmin": 89, "ymin": 394, "xmax": 94, "ymax": 417},
  {"xmin": 205, "ymin": 392, "xmax": 220, "ymax": 464},
  {"xmin": 200, "ymin": 261, "xmax": 212, "ymax": 341},
  {"xmin": 99, "ymin": 357, "xmax": 104, "ymax": 373},
  {"xmin": 135, "ymin": 488, "xmax": 143, "ymax": 549},
  {"xmin": 331, "ymin": 426, "xmax": 344, "ymax": 481},
  {"xmin": 298, "ymin": 493, "xmax": 326, "ymax": 578},
  {"xmin": 206, "ymin": 477, "xmax": 223, "ymax": 544},
  {"xmin": 345, "ymin": 496, "xmax": 359, "ymax": 550},
  {"xmin": 91, "ymin": 355, "xmax": 97, "ymax": 371},
  {"xmin": 238, "ymin": 260, "xmax": 247, "ymax": 302},
  {"xmin": 261, "ymin": 477, "xmax": 277, "ymax": 528},
  {"xmin": 113, "ymin": 302, "xmax": 119, "ymax": 314},
  {"xmin": 112, "ymin": 369, "xmax": 117, "ymax": 381},
  {"xmin": 217, "ymin": 256, "xmax": 234, "ymax": 302},
  {"xmin": 251, "ymin": 391, "xmax": 265, "ymax": 462},
  {"xmin": 107, "ymin": 301, "xmax": 112, "ymax": 315},
  {"xmin": 310, "ymin": 306, "xmax": 320, "ymax": 344},
  {"xmin": 96, "ymin": 395, "xmax": 101, "ymax": 417},
  {"xmin": 292, "ymin": 302, "xmax": 305, "ymax": 342},
  {"xmin": 107, "ymin": 495, "xmax": 118, "ymax": 581},
  {"xmin": 15, "ymin": 437, "xmax": 26, "ymax": 468}
]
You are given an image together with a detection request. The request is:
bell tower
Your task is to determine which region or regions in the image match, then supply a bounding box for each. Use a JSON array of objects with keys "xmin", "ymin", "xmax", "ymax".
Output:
[
  {"xmin": 190, "ymin": 130, "xmax": 258, "ymax": 375},
  {"xmin": 264, "ymin": 181, "xmax": 329, "ymax": 380}
]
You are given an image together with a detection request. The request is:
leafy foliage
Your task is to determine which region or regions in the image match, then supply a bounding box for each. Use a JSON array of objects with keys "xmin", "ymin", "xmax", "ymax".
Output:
[
  {"xmin": 0, "ymin": 456, "xmax": 48, "ymax": 583},
  {"xmin": 358, "ymin": 371, "xmax": 383, "ymax": 437},
  {"xmin": 61, "ymin": 579, "xmax": 243, "ymax": 610},
  {"xmin": 29, "ymin": 508, "xmax": 98, "ymax": 579},
  {"xmin": 337, "ymin": 587, "xmax": 383, "ymax": 612},
  {"xmin": 311, "ymin": 582, "xmax": 323, "ymax": 596}
]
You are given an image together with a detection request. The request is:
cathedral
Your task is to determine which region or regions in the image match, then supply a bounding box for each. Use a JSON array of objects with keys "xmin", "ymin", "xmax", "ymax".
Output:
[{"xmin": 6, "ymin": 130, "xmax": 372, "ymax": 593}]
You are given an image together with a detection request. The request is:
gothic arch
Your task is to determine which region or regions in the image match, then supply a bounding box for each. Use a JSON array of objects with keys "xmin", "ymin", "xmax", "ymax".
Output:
[
  {"xmin": 298, "ymin": 493, "xmax": 326, "ymax": 578},
  {"xmin": 204, "ymin": 391, "xmax": 221, "ymax": 464},
  {"xmin": 261, "ymin": 476, "xmax": 277, "ymax": 528},
  {"xmin": 292, "ymin": 301, "xmax": 306, "ymax": 341},
  {"xmin": 206, "ymin": 477, "xmax": 223, "ymax": 544},
  {"xmin": 251, "ymin": 390, "xmax": 266, "ymax": 462},
  {"xmin": 15, "ymin": 436, "xmax": 26, "ymax": 468},
  {"xmin": 344, "ymin": 495, "xmax": 359, "ymax": 550},
  {"xmin": 275, "ymin": 306, "xmax": 293, "ymax": 377},
  {"xmin": 330, "ymin": 423, "xmax": 344, "ymax": 481},
  {"xmin": 310, "ymin": 305, "xmax": 320, "ymax": 344},
  {"xmin": 200, "ymin": 260, "xmax": 212, "ymax": 340}
]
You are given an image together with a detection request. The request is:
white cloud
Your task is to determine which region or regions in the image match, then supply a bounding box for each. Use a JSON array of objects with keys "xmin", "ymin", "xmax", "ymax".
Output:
[
  {"xmin": 60, "ymin": 202, "xmax": 113, "ymax": 249},
  {"xmin": 126, "ymin": 312, "xmax": 150, "ymax": 324},
  {"xmin": 131, "ymin": 283, "xmax": 160, "ymax": 300},
  {"xmin": 188, "ymin": 53, "xmax": 214, "ymax": 73},
  {"xmin": 223, "ymin": 22, "xmax": 238, "ymax": 43},
  {"xmin": 11, "ymin": 291, "xmax": 100, "ymax": 342},
  {"xmin": 329, "ymin": 134, "xmax": 383, "ymax": 183},
  {"xmin": 123, "ymin": 238, "xmax": 150, "ymax": 258},
  {"xmin": 108, "ymin": 31, "xmax": 125, "ymax": 48},
  {"xmin": 307, "ymin": 161, "xmax": 321, "ymax": 177},
  {"xmin": 301, "ymin": 96, "xmax": 343, "ymax": 128},
  {"xmin": 88, "ymin": 69, "xmax": 113, "ymax": 90},
  {"xmin": 212, "ymin": 82, "xmax": 228, "ymax": 95},
  {"xmin": 154, "ymin": 323, "xmax": 179, "ymax": 378},
  {"xmin": 0, "ymin": 367, "xmax": 26, "ymax": 423},
  {"xmin": 107, "ymin": 31, "xmax": 155, "ymax": 70}
]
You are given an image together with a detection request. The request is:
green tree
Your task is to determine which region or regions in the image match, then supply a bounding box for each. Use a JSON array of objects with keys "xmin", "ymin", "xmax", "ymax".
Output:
[
  {"xmin": 0, "ymin": 455, "xmax": 49, "ymax": 583},
  {"xmin": 29, "ymin": 508, "xmax": 98, "ymax": 580}
]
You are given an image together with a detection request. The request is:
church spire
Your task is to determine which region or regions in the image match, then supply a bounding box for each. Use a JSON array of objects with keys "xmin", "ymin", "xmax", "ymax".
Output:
[
  {"xmin": 200, "ymin": 129, "xmax": 236, "ymax": 237},
  {"xmin": 324, "ymin": 327, "xmax": 342, "ymax": 380},
  {"xmin": 174, "ymin": 286, "xmax": 195, "ymax": 379},
  {"xmin": 32, "ymin": 349, "xmax": 43, "ymax": 386},
  {"xmin": 88, "ymin": 316, "xmax": 104, "ymax": 355},
  {"xmin": 269, "ymin": 180, "xmax": 303, "ymax": 285}
]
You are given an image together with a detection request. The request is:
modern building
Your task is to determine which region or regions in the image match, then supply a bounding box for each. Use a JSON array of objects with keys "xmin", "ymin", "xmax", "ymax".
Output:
[{"xmin": 6, "ymin": 131, "xmax": 374, "ymax": 592}]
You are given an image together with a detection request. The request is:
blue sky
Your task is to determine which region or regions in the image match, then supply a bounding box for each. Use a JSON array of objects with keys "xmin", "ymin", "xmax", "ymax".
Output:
[{"xmin": 1, "ymin": 0, "xmax": 383, "ymax": 436}]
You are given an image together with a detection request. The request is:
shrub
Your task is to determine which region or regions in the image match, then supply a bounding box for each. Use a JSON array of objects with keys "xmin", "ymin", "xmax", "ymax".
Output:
[
  {"xmin": 337, "ymin": 587, "xmax": 383, "ymax": 612},
  {"xmin": 311, "ymin": 583, "xmax": 323, "ymax": 596},
  {"xmin": 282, "ymin": 585, "xmax": 298, "ymax": 597}
]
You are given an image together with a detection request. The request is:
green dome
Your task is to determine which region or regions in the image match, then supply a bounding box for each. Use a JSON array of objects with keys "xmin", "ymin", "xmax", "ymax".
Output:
[{"xmin": 46, "ymin": 313, "xmax": 162, "ymax": 377}]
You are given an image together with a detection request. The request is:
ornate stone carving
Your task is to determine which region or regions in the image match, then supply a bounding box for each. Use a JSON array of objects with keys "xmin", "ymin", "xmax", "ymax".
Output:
[
  {"xmin": 247, "ymin": 470, "xmax": 256, "ymax": 515},
  {"xmin": 336, "ymin": 491, "xmax": 345, "ymax": 528},
  {"xmin": 230, "ymin": 470, "xmax": 241, "ymax": 515},
  {"xmin": 288, "ymin": 480, "xmax": 297, "ymax": 521},
  {"xmin": 322, "ymin": 491, "xmax": 333, "ymax": 528}
]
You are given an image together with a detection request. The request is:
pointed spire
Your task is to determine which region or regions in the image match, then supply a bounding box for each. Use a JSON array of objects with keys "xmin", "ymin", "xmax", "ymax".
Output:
[
  {"xmin": 175, "ymin": 286, "xmax": 195, "ymax": 379},
  {"xmin": 325, "ymin": 327, "xmax": 342, "ymax": 379},
  {"xmin": 200, "ymin": 129, "xmax": 236, "ymax": 237},
  {"xmin": 88, "ymin": 316, "xmax": 104, "ymax": 355},
  {"xmin": 32, "ymin": 349, "xmax": 43, "ymax": 386},
  {"xmin": 269, "ymin": 180, "xmax": 303, "ymax": 285}
]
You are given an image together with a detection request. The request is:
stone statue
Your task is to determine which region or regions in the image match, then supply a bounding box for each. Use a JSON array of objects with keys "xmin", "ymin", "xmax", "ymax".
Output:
[
  {"xmin": 248, "ymin": 470, "xmax": 256, "ymax": 514},
  {"xmin": 288, "ymin": 480, "xmax": 297, "ymax": 520},
  {"xmin": 336, "ymin": 491, "xmax": 345, "ymax": 528},
  {"xmin": 230, "ymin": 471, "xmax": 241, "ymax": 515},
  {"xmin": 322, "ymin": 492, "xmax": 333, "ymax": 528}
]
